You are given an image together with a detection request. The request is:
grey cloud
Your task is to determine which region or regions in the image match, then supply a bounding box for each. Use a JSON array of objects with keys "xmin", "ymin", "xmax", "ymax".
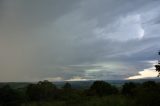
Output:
[
  {"xmin": 80, "ymin": 0, "xmax": 158, "ymax": 27},
  {"xmin": 0, "ymin": 0, "xmax": 80, "ymax": 26},
  {"xmin": 0, "ymin": 0, "xmax": 160, "ymax": 81}
]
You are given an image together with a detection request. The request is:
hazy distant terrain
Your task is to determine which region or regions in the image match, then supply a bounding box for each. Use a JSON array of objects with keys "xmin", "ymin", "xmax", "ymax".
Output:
[{"xmin": 1, "ymin": 79, "xmax": 160, "ymax": 89}]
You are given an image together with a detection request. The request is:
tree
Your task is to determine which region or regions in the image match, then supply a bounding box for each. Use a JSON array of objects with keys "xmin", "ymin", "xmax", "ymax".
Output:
[
  {"xmin": 26, "ymin": 80, "xmax": 57, "ymax": 101},
  {"xmin": 63, "ymin": 82, "xmax": 72, "ymax": 90},
  {"xmin": 155, "ymin": 64, "xmax": 160, "ymax": 77},
  {"xmin": 0, "ymin": 85, "xmax": 22, "ymax": 106},
  {"xmin": 142, "ymin": 81, "xmax": 157, "ymax": 88},
  {"xmin": 122, "ymin": 82, "xmax": 137, "ymax": 96},
  {"xmin": 88, "ymin": 81, "xmax": 118, "ymax": 96},
  {"xmin": 155, "ymin": 51, "xmax": 160, "ymax": 77},
  {"xmin": 135, "ymin": 81, "xmax": 160, "ymax": 106}
]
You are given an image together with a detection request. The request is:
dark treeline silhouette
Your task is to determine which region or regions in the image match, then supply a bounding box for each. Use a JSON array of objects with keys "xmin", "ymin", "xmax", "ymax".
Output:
[
  {"xmin": 86, "ymin": 81, "xmax": 118, "ymax": 96},
  {"xmin": 0, "ymin": 80, "xmax": 160, "ymax": 106},
  {"xmin": 155, "ymin": 51, "xmax": 160, "ymax": 77}
]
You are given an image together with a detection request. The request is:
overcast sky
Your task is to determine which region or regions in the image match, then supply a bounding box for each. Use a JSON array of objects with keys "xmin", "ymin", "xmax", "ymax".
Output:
[{"xmin": 0, "ymin": 0, "xmax": 160, "ymax": 82}]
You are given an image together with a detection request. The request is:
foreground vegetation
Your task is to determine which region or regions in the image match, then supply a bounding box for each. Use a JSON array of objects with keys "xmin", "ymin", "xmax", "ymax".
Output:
[{"xmin": 0, "ymin": 80, "xmax": 160, "ymax": 106}]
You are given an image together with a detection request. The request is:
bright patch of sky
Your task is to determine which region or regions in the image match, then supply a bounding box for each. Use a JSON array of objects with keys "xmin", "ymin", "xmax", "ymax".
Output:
[{"xmin": 127, "ymin": 61, "xmax": 159, "ymax": 79}]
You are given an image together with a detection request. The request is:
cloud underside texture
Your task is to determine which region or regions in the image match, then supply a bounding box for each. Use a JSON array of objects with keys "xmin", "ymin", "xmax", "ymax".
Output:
[{"xmin": 0, "ymin": 0, "xmax": 160, "ymax": 81}]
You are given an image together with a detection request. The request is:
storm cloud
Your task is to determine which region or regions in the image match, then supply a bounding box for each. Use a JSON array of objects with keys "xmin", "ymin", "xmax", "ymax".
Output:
[{"xmin": 0, "ymin": 0, "xmax": 160, "ymax": 81}]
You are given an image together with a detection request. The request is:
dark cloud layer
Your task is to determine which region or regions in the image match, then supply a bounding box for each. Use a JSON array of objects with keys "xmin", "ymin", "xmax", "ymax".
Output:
[{"xmin": 0, "ymin": 0, "xmax": 160, "ymax": 81}]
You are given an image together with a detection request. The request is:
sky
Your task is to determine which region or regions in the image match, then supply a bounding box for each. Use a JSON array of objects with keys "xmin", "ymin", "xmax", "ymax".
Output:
[{"xmin": 0, "ymin": 0, "xmax": 160, "ymax": 82}]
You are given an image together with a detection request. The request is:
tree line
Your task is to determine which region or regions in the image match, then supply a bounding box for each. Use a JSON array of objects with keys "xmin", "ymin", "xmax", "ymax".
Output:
[{"xmin": 0, "ymin": 80, "xmax": 160, "ymax": 106}]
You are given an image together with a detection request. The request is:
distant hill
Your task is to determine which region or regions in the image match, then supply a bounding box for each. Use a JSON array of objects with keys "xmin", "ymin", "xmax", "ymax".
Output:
[
  {"xmin": 0, "ymin": 78, "xmax": 160, "ymax": 89},
  {"xmin": 53, "ymin": 78, "xmax": 160, "ymax": 89},
  {"xmin": 0, "ymin": 82, "xmax": 30, "ymax": 89}
]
